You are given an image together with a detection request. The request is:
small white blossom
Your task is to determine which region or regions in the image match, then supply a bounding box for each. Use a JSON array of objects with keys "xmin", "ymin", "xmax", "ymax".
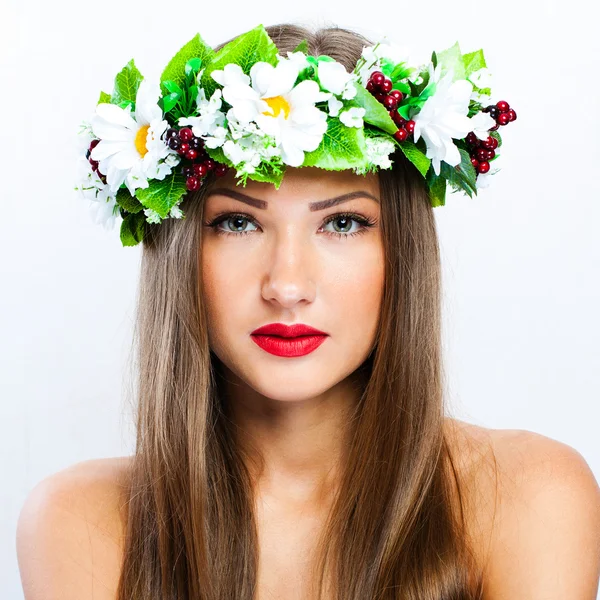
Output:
[
  {"xmin": 169, "ymin": 204, "xmax": 184, "ymax": 219},
  {"xmin": 178, "ymin": 88, "xmax": 226, "ymax": 138},
  {"xmin": 327, "ymin": 96, "xmax": 343, "ymax": 117},
  {"xmin": 365, "ymin": 137, "xmax": 396, "ymax": 169},
  {"xmin": 143, "ymin": 208, "xmax": 162, "ymax": 224},
  {"xmin": 339, "ymin": 107, "xmax": 366, "ymax": 128},
  {"xmin": 470, "ymin": 111, "xmax": 496, "ymax": 141}
]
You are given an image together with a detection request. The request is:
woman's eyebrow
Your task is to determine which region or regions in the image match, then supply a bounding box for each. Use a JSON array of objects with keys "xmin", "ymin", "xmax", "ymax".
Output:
[{"xmin": 206, "ymin": 188, "xmax": 379, "ymax": 211}]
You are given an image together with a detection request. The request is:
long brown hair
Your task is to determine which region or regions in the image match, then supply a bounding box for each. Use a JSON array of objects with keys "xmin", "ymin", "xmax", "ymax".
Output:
[{"xmin": 117, "ymin": 23, "xmax": 486, "ymax": 599}]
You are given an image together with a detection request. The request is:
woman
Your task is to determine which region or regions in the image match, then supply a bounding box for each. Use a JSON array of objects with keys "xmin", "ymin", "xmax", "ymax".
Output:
[{"xmin": 16, "ymin": 23, "xmax": 600, "ymax": 599}]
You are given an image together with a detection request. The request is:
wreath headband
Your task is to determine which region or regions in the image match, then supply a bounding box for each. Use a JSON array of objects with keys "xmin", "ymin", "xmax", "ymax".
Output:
[{"xmin": 75, "ymin": 24, "xmax": 518, "ymax": 246}]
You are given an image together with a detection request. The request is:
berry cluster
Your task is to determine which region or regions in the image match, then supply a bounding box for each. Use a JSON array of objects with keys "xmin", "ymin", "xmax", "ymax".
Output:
[
  {"xmin": 366, "ymin": 70, "xmax": 416, "ymax": 142},
  {"xmin": 465, "ymin": 100, "xmax": 517, "ymax": 174},
  {"xmin": 86, "ymin": 139, "xmax": 107, "ymax": 184},
  {"xmin": 165, "ymin": 127, "xmax": 229, "ymax": 191}
]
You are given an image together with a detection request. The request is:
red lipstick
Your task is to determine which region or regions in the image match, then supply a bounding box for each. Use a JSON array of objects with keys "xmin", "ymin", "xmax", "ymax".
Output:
[{"xmin": 250, "ymin": 323, "xmax": 328, "ymax": 357}]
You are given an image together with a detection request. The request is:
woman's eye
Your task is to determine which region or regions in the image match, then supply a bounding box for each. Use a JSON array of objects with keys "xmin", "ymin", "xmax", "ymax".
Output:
[
  {"xmin": 321, "ymin": 215, "xmax": 369, "ymax": 237},
  {"xmin": 212, "ymin": 215, "xmax": 258, "ymax": 236}
]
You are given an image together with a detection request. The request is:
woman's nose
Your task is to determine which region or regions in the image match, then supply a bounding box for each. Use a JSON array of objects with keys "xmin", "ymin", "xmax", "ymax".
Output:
[{"xmin": 260, "ymin": 231, "xmax": 317, "ymax": 308}]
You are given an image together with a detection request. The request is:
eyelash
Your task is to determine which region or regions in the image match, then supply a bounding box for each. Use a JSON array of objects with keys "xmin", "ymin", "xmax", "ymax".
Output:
[{"xmin": 204, "ymin": 211, "xmax": 378, "ymax": 240}]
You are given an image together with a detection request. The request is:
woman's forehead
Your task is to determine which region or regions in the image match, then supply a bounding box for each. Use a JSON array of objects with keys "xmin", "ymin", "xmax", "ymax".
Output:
[{"xmin": 207, "ymin": 167, "xmax": 380, "ymax": 206}]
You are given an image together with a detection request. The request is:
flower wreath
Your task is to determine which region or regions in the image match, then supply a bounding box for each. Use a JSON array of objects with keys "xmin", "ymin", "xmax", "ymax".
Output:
[{"xmin": 75, "ymin": 24, "xmax": 518, "ymax": 247}]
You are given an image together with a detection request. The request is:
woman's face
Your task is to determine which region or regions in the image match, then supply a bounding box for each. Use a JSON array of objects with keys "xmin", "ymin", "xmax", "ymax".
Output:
[{"xmin": 200, "ymin": 166, "xmax": 384, "ymax": 403}]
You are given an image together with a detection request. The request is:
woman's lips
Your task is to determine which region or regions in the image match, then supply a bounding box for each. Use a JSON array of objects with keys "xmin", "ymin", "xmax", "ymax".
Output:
[{"xmin": 250, "ymin": 334, "xmax": 328, "ymax": 357}]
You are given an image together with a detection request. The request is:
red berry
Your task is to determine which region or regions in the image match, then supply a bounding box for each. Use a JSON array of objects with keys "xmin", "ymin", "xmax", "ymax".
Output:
[
  {"xmin": 383, "ymin": 95, "xmax": 398, "ymax": 111},
  {"xmin": 186, "ymin": 176, "xmax": 202, "ymax": 191},
  {"xmin": 466, "ymin": 132, "xmax": 480, "ymax": 147},
  {"xmin": 168, "ymin": 137, "xmax": 181, "ymax": 151},
  {"xmin": 477, "ymin": 148, "xmax": 488, "ymax": 162},
  {"xmin": 215, "ymin": 164, "xmax": 229, "ymax": 177},
  {"xmin": 391, "ymin": 110, "xmax": 406, "ymax": 126},
  {"xmin": 375, "ymin": 92, "xmax": 387, "ymax": 103},
  {"xmin": 89, "ymin": 159, "xmax": 99, "ymax": 171},
  {"xmin": 393, "ymin": 128, "xmax": 408, "ymax": 142},
  {"xmin": 485, "ymin": 150, "xmax": 496, "ymax": 160},
  {"xmin": 389, "ymin": 90, "xmax": 403, "ymax": 103},
  {"xmin": 205, "ymin": 158, "xmax": 216, "ymax": 170},
  {"xmin": 381, "ymin": 78, "xmax": 393, "ymax": 93},
  {"xmin": 405, "ymin": 120, "xmax": 415, "ymax": 134},
  {"xmin": 366, "ymin": 80, "xmax": 376, "ymax": 93},
  {"xmin": 471, "ymin": 158, "xmax": 479, "ymax": 169},
  {"xmin": 178, "ymin": 143, "xmax": 190, "ymax": 155},
  {"xmin": 190, "ymin": 137, "xmax": 203, "ymax": 151},
  {"xmin": 182, "ymin": 165, "xmax": 194, "ymax": 177},
  {"xmin": 89, "ymin": 139, "xmax": 100, "ymax": 150},
  {"xmin": 477, "ymin": 161, "xmax": 490, "ymax": 174},
  {"xmin": 497, "ymin": 112, "xmax": 510, "ymax": 126},
  {"xmin": 496, "ymin": 100, "xmax": 510, "ymax": 112},
  {"xmin": 184, "ymin": 149, "xmax": 198, "ymax": 161},
  {"xmin": 166, "ymin": 128, "xmax": 178, "ymax": 139},
  {"xmin": 508, "ymin": 109, "xmax": 517, "ymax": 122},
  {"xmin": 480, "ymin": 135, "xmax": 494, "ymax": 149},
  {"xmin": 193, "ymin": 162, "xmax": 208, "ymax": 177},
  {"xmin": 179, "ymin": 127, "xmax": 193, "ymax": 142},
  {"xmin": 370, "ymin": 71, "xmax": 385, "ymax": 88},
  {"xmin": 489, "ymin": 123, "xmax": 500, "ymax": 132}
]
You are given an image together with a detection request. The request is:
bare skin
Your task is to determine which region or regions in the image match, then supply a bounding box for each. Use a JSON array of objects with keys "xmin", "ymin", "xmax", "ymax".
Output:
[
  {"xmin": 16, "ymin": 420, "xmax": 600, "ymax": 599},
  {"xmin": 16, "ymin": 167, "xmax": 600, "ymax": 598}
]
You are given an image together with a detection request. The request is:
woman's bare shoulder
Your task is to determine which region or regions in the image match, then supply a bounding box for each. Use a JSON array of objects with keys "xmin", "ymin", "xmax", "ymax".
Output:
[
  {"xmin": 444, "ymin": 417, "xmax": 600, "ymax": 597},
  {"xmin": 17, "ymin": 456, "xmax": 134, "ymax": 600}
]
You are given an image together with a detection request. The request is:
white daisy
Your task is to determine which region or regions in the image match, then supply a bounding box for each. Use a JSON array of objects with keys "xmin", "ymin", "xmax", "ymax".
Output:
[
  {"xmin": 211, "ymin": 58, "xmax": 331, "ymax": 167},
  {"xmin": 411, "ymin": 68, "xmax": 474, "ymax": 176},
  {"xmin": 90, "ymin": 79, "xmax": 180, "ymax": 195}
]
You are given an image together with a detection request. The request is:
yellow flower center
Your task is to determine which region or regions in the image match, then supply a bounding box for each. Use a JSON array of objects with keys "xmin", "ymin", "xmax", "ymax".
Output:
[
  {"xmin": 262, "ymin": 95, "xmax": 291, "ymax": 119},
  {"xmin": 134, "ymin": 124, "xmax": 151, "ymax": 157}
]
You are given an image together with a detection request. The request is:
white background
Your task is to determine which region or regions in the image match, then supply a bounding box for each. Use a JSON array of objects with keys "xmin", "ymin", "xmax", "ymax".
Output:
[{"xmin": 1, "ymin": 0, "xmax": 598, "ymax": 597}]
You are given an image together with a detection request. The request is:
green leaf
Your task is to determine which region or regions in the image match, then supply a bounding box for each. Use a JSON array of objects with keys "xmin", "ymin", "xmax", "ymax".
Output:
[
  {"xmin": 303, "ymin": 117, "xmax": 367, "ymax": 170},
  {"xmin": 112, "ymin": 59, "xmax": 143, "ymax": 105},
  {"xmin": 392, "ymin": 81, "xmax": 411, "ymax": 94},
  {"xmin": 98, "ymin": 91, "xmax": 111, "ymax": 105},
  {"xmin": 431, "ymin": 51, "xmax": 438, "ymax": 69},
  {"xmin": 200, "ymin": 24, "xmax": 279, "ymax": 99},
  {"xmin": 204, "ymin": 145, "xmax": 230, "ymax": 166},
  {"xmin": 435, "ymin": 41, "xmax": 466, "ymax": 82},
  {"xmin": 135, "ymin": 174, "xmax": 188, "ymax": 219},
  {"xmin": 185, "ymin": 57, "xmax": 202, "ymax": 77},
  {"xmin": 427, "ymin": 171, "xmax": 447, "ymax": 207},
  {"xmin": 462, "ymin": 49, "xmax": 487, "ymax": 79},
  {"xmin": 292, "ymin": 39, "xmax": 309, "ymax": 54},
  {"xmin": 162, "ymin": 80, "xmax": 183, "ymax": 95},
  {"xmin": 351, "ymin": 83, "xmax": 398, "ymax": 135},
  {"xmin": 396, "ymin": 140, "xmax": 431, "ymax": 179},
  {"xmin": 390, "ymin": 62, "xmax": 413, "ymax": 82},
  {"xmin": 116, "ymin": 188, "xmax": 144, "ymax": 214},
  {"xmin": 238, "ymin": 163, "xmax": 285, "ymax": 189},
  {"xmin": 158, "ymin": 92, "xmax": 180, "ymax": 113},
  {"xmin": 161, "ymin": 33, "xmax": 215, "ymax": 92},
  {"xmin": 120, "ymin": 212, "xmax": 146, "ymax": 246},
  {"xmin": 439, "ymin": 148, "xmax": 478, "ymax": 197}
]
